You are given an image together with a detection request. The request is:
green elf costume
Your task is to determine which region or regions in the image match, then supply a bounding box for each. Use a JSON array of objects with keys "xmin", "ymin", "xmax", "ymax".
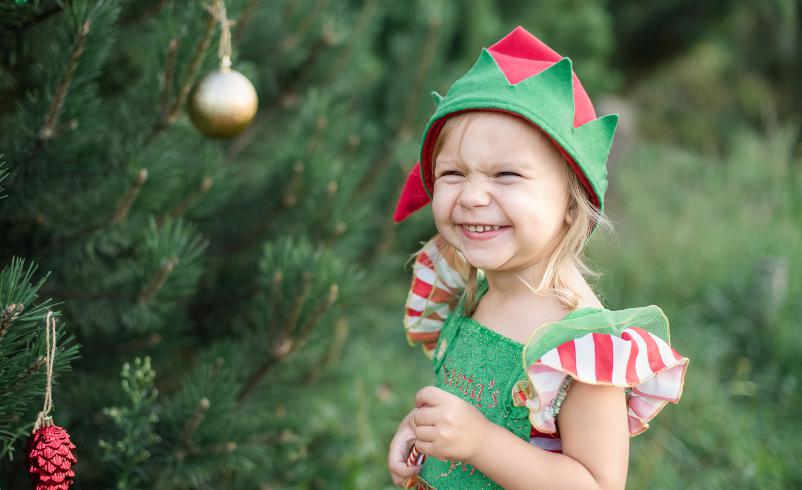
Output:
[{"xmin": 395, "ymin": 26, "xmax": 690, "ymax": 489}]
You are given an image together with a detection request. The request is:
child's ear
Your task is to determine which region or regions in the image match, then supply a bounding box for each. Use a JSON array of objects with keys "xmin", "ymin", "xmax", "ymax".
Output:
[{"xmin": 565, "ymin": 202, "xmax": 576, "ymax": 226}]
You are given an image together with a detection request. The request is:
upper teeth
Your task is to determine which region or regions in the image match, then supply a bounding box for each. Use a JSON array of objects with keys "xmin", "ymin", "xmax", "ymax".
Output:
[{"xmin": 464, "ymin": 224, "xmax": 501, "ymax": 232}]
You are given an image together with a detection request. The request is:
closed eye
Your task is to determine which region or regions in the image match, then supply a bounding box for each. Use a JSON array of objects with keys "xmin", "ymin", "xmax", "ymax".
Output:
[{"xmin": 435, "ymin": 170, "xmax": 521, "ymax": 178}]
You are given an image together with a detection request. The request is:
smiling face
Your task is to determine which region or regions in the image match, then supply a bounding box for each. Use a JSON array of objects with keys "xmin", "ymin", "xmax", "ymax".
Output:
[{"xmin": 431, "ymin": 111, "xmax": 573, "ymax": 273}]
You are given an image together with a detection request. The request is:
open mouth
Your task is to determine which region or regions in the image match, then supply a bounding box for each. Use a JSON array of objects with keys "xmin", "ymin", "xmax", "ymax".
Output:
[{"xmin": 459, "ymin": 224, "xmax": 510, "ymax": 240}]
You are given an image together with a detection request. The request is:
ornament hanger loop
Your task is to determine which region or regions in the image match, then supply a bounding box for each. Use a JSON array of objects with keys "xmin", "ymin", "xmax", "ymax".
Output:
[
  {"xmin": 32, "ymin": 310, "xmax": 57, "ymax": 432},
  {"xmin": 203, "ymin": 0, "xmax": 236, "ymax": 71}
]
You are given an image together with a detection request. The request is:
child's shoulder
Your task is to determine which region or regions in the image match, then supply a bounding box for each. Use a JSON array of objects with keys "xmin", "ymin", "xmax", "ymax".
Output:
[{"xmin": 521, "ymin": 303, "xmax": 689, "ymax": 437}]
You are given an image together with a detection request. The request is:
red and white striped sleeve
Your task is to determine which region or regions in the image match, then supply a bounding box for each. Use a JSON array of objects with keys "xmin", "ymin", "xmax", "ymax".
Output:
[
  {"xmin": 403, "ymin": 236, "xmax": 466, "ymax": 359},
  {"xmin": 524, "ymin": 323, "xmax": 689, "ymax": 437}
]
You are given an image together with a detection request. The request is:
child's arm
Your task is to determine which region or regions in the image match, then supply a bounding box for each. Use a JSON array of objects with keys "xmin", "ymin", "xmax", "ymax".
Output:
[
  {"xmin": 471, "ymin": 382, "xmax": 629, "ymax": 490},
  {"xmin": 412, "ymin": 383, "xmax": 627, "ymax": 490}
]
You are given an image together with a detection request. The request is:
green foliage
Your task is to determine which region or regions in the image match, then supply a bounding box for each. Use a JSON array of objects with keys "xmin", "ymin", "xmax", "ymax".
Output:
[
  {"xmin": 0, "ymin": 257, "xmax": 80, "ymax": 460},
  {"xmin": 99, "ymin": 356, "xmax": 161, "ymax": 490},
  {"xmin": 151, "ymin": 359, "xmax": 249, "ymax": 489}
]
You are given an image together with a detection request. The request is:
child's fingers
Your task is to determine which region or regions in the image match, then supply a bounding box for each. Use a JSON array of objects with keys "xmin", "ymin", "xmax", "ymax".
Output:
[
  {"xmin": 412, "ymin": 406, "xmax": 438, "ymax": 427},
  {"xmin": 413, "ymin": 425, "xmax": 437, "ymax": 443},
  {"xmin": 390, "ymin": 458, "xmax": 418, "ymax": 476},
  {"xmin": 389, "ymin": 458, "xmax": 419, "ymax": 485},
  {"xmin": 415, "ymin": 440, "xmax": 435, "ymax": 458},
  {"xmin": 389, "ymin": 438, "xmax": 413, "ymax": 463},
  {"xmin": 415, "ymin": 385, "xmax": 442, "ymax": 407}
]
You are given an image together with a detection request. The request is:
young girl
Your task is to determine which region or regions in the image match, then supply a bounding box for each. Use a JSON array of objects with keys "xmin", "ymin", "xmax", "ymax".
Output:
[{"xmin": 387, "ymin": 26, "xmax": 690, "ymax": 489}]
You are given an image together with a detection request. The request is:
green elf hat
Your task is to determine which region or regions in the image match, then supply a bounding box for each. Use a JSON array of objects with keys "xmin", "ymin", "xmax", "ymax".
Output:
[{"xmin": 393, "ymin": 26, "xmax": 619, "ymax": 230}]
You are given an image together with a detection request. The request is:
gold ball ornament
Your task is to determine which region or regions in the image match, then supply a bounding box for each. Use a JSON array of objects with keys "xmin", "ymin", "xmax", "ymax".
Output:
[{"xmin": 187, "ymin": 67, "xmax": 258, "ymax": 138}]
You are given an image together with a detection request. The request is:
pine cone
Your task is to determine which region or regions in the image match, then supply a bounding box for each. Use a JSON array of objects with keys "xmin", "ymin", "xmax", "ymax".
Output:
[{"xmin": 25, "ymin": 424, "xmax": 77, "ymax": 490}]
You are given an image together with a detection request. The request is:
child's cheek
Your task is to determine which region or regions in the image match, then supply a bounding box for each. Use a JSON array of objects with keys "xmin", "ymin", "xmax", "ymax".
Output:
[
  {"xmin": 431, "ymin": 191, "xmax": 456, "ymax": 238},
  {"xmin": 430, "ymin": 188, "xmax": 446, "ymax": 223}
]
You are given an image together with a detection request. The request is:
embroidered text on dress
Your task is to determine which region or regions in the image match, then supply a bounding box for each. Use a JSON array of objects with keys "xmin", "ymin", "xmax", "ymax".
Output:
[
  {"xmin": 440, "ymin": 460, "xmax": 478, "ymax": 478},
  {"xmin": 441, "ymin": 362, "xmax": 501, "ymax": 410}
]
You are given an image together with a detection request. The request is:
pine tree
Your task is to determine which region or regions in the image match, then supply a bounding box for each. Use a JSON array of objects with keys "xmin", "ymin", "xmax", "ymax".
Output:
[{"xmin": 0, "ymin": 0, "xmax": 419, "ymax": 487}]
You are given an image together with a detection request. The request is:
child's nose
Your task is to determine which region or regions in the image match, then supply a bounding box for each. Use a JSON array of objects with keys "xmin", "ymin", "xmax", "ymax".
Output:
[{"xmin": 456, "ymin": 177, "xmax": 492, "ymax": 208}]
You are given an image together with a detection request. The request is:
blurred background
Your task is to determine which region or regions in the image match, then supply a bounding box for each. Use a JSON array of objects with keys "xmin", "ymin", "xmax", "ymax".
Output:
[{"xmin": 0, "ymin": 0, "xmax": 800, "ymax": 488}]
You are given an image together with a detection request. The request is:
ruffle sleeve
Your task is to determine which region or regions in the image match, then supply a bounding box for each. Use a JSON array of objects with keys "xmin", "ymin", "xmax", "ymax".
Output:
[
  {"xmin": 520, "ymin": 305, "xmax": 689, "ymax": 437},
  {"xmin": 403, "ymin": 235, "xmax": 466, "ymax": 359}
]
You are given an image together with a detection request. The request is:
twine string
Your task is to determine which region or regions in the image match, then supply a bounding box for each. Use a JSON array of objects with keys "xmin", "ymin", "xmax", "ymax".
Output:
[
  {"xmin": 203, "ymin": 0, "xmax": 236, "ymax": 70},
  {"xmin": 33, "ymin": 310, "xmax": 57, "ymax": 433}
]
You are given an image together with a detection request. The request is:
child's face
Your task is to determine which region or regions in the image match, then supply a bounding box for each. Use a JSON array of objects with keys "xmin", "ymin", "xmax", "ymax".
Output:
[{"xmin": 431, "ymin": 111, "xmax": 571, "ymax": 272}]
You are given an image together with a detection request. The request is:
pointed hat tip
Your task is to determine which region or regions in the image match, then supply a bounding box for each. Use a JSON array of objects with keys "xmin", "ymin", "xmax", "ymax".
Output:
[
  {"xmin": 489, "ymin": 25, "xmax": 562, "ymax": 63},
  {"xmin": 512, "ymin": 25, "xmax": 530, "ymax": 34}
]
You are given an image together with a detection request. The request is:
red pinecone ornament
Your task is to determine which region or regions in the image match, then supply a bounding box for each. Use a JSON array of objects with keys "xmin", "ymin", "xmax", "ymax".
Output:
[{"xmin": 25, "ymin": 422, "xmax": 77, "ymax": 490}]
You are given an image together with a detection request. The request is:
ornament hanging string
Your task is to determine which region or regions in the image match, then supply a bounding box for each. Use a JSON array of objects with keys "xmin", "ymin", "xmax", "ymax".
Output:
[
  {"xmin": 203, "ymin": 0, "xmax": 236, "ymax": 70},
  {"xmin": 25, "ymin": 308, "xmax": 78, "ymax": 488},
  {"xmin": 32, "ymin": 310, "xmax": 57, "ymax": 433}
]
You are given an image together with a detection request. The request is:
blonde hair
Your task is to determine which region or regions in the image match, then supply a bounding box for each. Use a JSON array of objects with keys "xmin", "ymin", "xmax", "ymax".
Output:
[{"xmin": 425, "ymin": 111, "xmax": 613, "ymax": 315}]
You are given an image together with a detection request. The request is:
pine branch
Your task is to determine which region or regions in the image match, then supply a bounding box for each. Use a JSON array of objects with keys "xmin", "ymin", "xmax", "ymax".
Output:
[
  {"xmin": 6, "ymin": 18, "xmax": 91, "ymax": 191},
  {"xmin": 224, "ymin": 113, "xmax": 328, "ymax": 255},
  {"xmin": 295, "ymin": 283, "xmax": 337, "ymax": 345},
  {"xmin": 137, "ymin": 257, "xmax": 179, "ymax": 304},
  {"xmin": 156, "ymin": 176, "xmax": 213, "ymax": 229},
  {"xmin": 39, "ymin": 19, "xmax": 91, "ymax": 141},
  {"xmin": 111, "ymin": 169, "xmax": 149, "ymax": 225},
  {"xmin": 0, "ymin": 356, "xmax": 46, "ymax": 397},
  {"xmin": 159, "ymin": 38, "xmax": 179, "ymax": 120},
  {"xmin": 29, "ymin": 167, "xmax": 148, "ymax": 255},
  {"xmin": 12, "ymin": 160, "xmax": 146, "ymax": 262},
  {"xmin": 147, "ymin": 8, "xmax": 218, "ymax": 144},
  {"xmin": 284, "ymin": 271, "xmax": 312, "ymax": 336},
  {"xmin": 235, "ymin": 282, "xmax": 337, "ymax": 405},
  {"xmin": 269, "ymin": 271, "xmax": 282, "ymax": 318},
  {"xmin": 235, "ymin": 354, "xmax": 280, "ymax": 405},
  {"xmin": 165, "ymin": 8, "xmax": 217, "ymax": 123},
  {"xmin": 223, "ymin": 34, "xmax": 333, "ymax": 165},
  {"xmin": 232, "ymin": 0, "xmax": 260, "ymax": 46},
  {"xmin": 0, "ymin": 303, "xmax": 24, "ymax": 342},
  {"xmin": 179, "ymin": 397, "xmax": 210, "ymax": 449},
  {"xmin": 308, "ymin": 317, "xmax": 349, "ymax": 382},
  {"xmin": 222, "ymin": 8, "xmax": 340, "ymax": 168}
]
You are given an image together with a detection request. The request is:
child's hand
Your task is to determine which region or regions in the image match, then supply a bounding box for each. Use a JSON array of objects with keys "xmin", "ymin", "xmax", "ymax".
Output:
[
  {"xmin": 387, "ymin": 407, "xmax": 421, "ymax": 487},
  {"xmin": 411, "ymin": 385, "xmax": 492, "ymax": 463}
]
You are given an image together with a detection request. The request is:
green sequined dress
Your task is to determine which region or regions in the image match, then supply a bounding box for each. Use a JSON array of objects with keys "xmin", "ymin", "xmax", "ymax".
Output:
[
  {"xmin": 411, "ymin": 275, "xmax": 602, "ymax": 489},
  {"xmin": 402, "ymin": 239, "xmax": 690, "ymax": 489}
]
